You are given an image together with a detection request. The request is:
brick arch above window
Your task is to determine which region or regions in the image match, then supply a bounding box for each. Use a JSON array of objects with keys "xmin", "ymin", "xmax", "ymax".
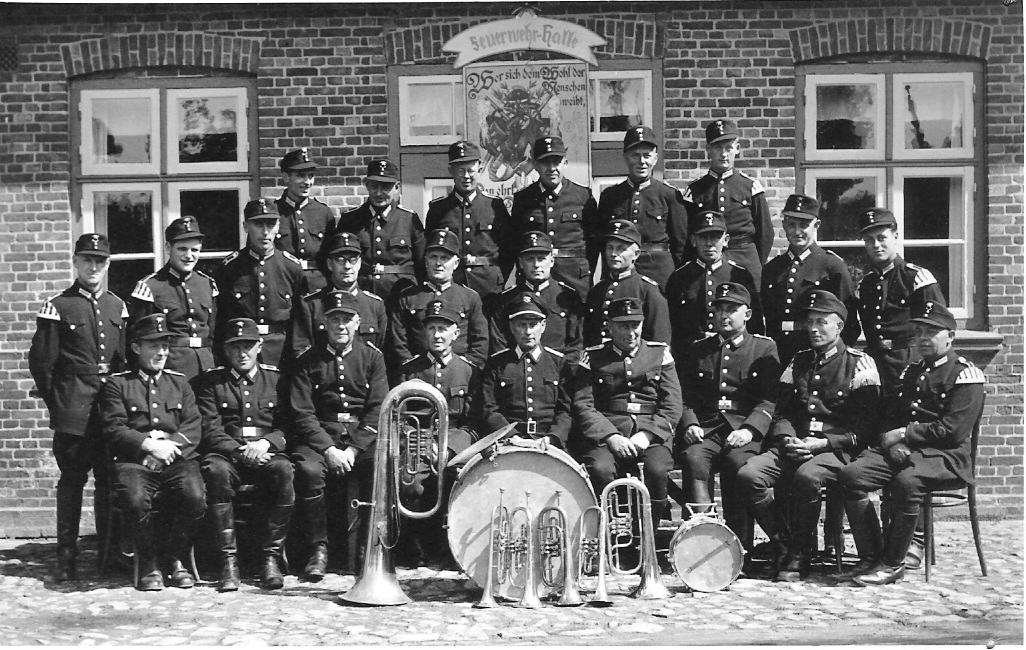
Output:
[
  {"xmin": 789, "ymin": 18, "xmax": 991, "ymax": 64},
  {"xmin": 60, "ymin": 33, "xmax": 262, "ymax": 78}
]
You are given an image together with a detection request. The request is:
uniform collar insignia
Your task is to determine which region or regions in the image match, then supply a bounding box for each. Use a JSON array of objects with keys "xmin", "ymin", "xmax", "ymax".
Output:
[
  {"xmin": 614, "ymin": 343, "xmax": 640, "ymax": 359},
  {"xmin": 816, "ymin": 344, "xmax": 840, "ymax": 363},
  {"xmin": 372, "ymin": 204, "xmax": 393, "ymax": 220},
  {"xmin": 230, "ymin": 366, "xmax": 259, "ymax": 383},
  {"xmin": 788, "ymin": 247, "xmax": 813, "ymax": 262},
  {"xmin": 248, "ymin": 247, "xmax": 276, "ymax": 261},
  {"xmin": 284, "ymin": 194, "xmax": 308, "ymax": 210},
  {"xmin": 518, "ymin": 345, "xmax": 542, "ymax": 362},
  {"xmin": 628, "ymin": 178, "xmax": 652, "ymax": 191},
  {"xmin": 432, "ymin": 352, "xmax": 453, "ymax": 367},
  {"xmin": 699, "ymin": 258, "xmax": 723, "ymax": 272},
  {"xmin": 708, "ymin": 168, "xmax": 734, "ymax": 181},
  {"xmin": 526, "ymin": 279, "xmax": 550, "ymax": 292},
  {"xmin": 327, "ymin": 342, "xmax": 354, "ymax": 358},
  {"xmin": 426, "ymin": 280, "xmax": 452, "ymax": 293},
  {"xmin": 76, "ymin": 285, "xmax": 104, "ymax": 300},
  {"xmin": 138, "ymin": 369, "xmax": 163, "ymax": 382},
  {"xmin": 608, "ymin": 268, "xmax": 634, "ymax": 281},
  {"xmin": 167, "ymin": 266, "xmax": 190, "ymax": 281},
  {"xmin": 932, "ymin": 355, "xmax": 949, "ymax": 368}
]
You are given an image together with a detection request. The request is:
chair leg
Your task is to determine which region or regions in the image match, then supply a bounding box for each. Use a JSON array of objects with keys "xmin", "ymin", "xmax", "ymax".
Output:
[
  {"xmin": 923, "ymin": 497, "xmax": 932, "ymax": 583},
  {"xmin": 967, "ymin": 484, "xmax": 988, "ymax": 576}
]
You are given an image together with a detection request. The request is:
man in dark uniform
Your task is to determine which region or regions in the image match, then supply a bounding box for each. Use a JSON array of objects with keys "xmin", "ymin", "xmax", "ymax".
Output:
[
  {"xmin": 289, "ymin": 292, "xmax": 388, "ymax": 580},
  {"xmin": 293, "ymin": 231, "xmax": 387, "ymax": 355},
  {"xmin": 584, "ymin": 220, "xmax": 670, "ymax": 347},
  {"xmin": 839, "ymin": 301, "xmax": 984, "ymax": 586},
  {"xmin": 573, "ymin": 297, "xmax": 682, "ymax": 519},
  {"xmin": 425, "ymin": 141, "xmax": 510, "ymax": 309},
  {"xmin": 683, "ymin": 119, "xmax": 774, "ymax": 288},
  {"xmin": 507, "ymin": 136, "xmax": 599, "ymax": 299},
  {"xmin": 479, "ymin": 293, "xmax": 573, "ymax": 448},
  {"xmin": 216, "ymin": 198, "xmax": 306, "ymax": 369},
  {"xmin": 29, "ymin": 233, "xmax": 128, "ymax": 581},
  {"xmin": 736, "ymin": 290, "xmax": 881, "ymax": 582},
  {"xmin": 676, "ymin": 283, "xmax": 780, "ymax": 548},
  {"xmin": 489, "ymin": 231, "xmax": 584, "ymax": 363},
  {"xmin": 100, "ymin": 314, "xmax": 207, "ymax": 591},
  {"xmin": 275, "ymin": 147, "xmax": 338, "ymax": 292},
  {"xmin": 596, "ymin": 125, "xmax": 688, "ymax": 291},
  {"xmin": 665, "ymin": 210, "xmax": 763, "ymax": 363},
  {"xmin": 196, "ymin": 318, "xmax": 294, "ymax": 591},
  {"xmin": 389, "ymin": 228, "xmax": 489, "ymax": 370},
  {"xmin": 129, "ymin": 216, "xmax": 218, "ymax": 380},
  {"xmin": 338, "ymin": 159, "xmax": 425, "ymax": 300},
  {"xmin": 761, "ymin": 194, "xmax": 860, "ymax": 366}
]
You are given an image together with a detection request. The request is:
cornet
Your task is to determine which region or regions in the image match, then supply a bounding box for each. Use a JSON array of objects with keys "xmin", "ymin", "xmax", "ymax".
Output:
[{"xmin": 537, "ymin": 491, "xmax": 584, "ymax": 606}]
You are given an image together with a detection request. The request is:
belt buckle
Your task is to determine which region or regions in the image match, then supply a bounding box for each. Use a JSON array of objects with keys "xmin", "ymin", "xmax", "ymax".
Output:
[
  {"xmin": 526, "ymin": 419, "xmax": 537, "ymax": 435},
  {"xmin": 464, "ymin": 254, "xmax": 477, "ymax": 265},
  {"xmin": 373, "ymin": 263, "xmax": 385, "ymax": 274},
  {"xmin": 880, "ymin": 338, "xmax": 893, "ymax": 350},
  {"xmin": 627, "ymin": 403, "xmax": 641, "ymax": 414},
  {"xmin": 808, "ymin": 420, "xmax": 823, "ymax": 433},
  {"xmin": 188, "ymin": 336, "xmax": 203, "ymax": 348},
  {"xmin": 241, "ymin": 426, "xmax": 260, "ymax": 439},
  {"xmin": 781, "ymin": 321, "xmax": 795, "ymax": 332},
  {"xmin": 257, "ymin": 324, "xmax": 270, "ymax": 335},
  {"xmin": 96, "ymin": 362, "xmax": 110, "ymax": 374},
  {"xmin": 299, "ymin": 260, "xmax": 309, "ymax": 270},
  {"xmin": 337, "ymin": 413, "xmax": 355, "ymax": 423},
  {"xmin": 718, "ymin": 398, "xmax": 733, "ymax": 411}
]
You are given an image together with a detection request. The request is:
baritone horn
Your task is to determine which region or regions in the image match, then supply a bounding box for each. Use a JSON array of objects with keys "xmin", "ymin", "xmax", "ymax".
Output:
[
  {"xmin": 600, "ymin": 477, "xmax": 671, "ymax": 600},
  {"xmin": 537, "ymin": 491, "xmax": 584, "ymax": 606},
  {"xmin": 341, "ymin": 380, "xmax": 449, "ymax": 606}
]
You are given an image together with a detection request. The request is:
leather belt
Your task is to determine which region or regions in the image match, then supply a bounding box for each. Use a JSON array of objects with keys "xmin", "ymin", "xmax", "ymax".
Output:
[
  {"xmin": 608, "ymin": 400, "xmax": 657, "ymax": 415},
  {"xmin": 170, "ymin": 336, "xmax": 209, "ymax": 349},
  {"xmin": 515, "ymin": 419, "xmax": 539, "ymax": 436},
  {"xmin": 61, "ymin": 363, "xmax": 111, "ymax": 375},
  {"xmin": 551, "ymin": 247, "xmax": 586, "ymax": 258},
  {"xmin": 256, "ymin": 322, "xmax": 289, "ymax": 336},
  {"xmin": 463, "ymin": 254, "xmax": 497, "ymax": 267},
  {"xmin": 716, "ymin": 398, "xmax": 744, "ymax": 412},
  {"xmin": 639, "ymin": 243, "xmax": 670, "ymax": 252},
  {"xmin": 370, "ymin": 263, "xmax": 413, "ymax": 274},
  {"xmin": 240, "ymin": 426, "xmax": 271, "ymax": 439},
  {"xmin": 806, "ymin": 420, "xmax": 846, "ymax": 436}
]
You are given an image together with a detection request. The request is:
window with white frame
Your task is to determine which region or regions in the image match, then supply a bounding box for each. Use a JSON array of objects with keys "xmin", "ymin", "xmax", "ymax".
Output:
[
  {"xmin": 589, "ymin": 70, "xmax": 653, "ymax": 141},
  {"xmin": 398, "ymin": 75, "xmax": 466, "ymax": 146},
  {"xmin": 799, "ymin": 63, "xmax": 981, "ymax": 320}
]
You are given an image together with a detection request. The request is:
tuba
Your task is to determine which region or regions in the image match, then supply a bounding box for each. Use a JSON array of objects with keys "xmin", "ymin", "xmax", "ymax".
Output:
[
  {"xmin": 598, "ymin": 477, "xmax": 671, "ymax": 600},
  {"xmin": 340, "ymin": 380, "xmax": 449, "ymax": 606}
]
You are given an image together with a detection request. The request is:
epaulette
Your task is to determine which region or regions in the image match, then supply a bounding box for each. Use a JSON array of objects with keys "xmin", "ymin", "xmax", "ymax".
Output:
[
  {"xmin": 482, "ymin": 190, "xmax": 502, "ymax": 200},
  {"xmin": 259, "ymin": 363, "xmax": 280, "ymax": 372},
  {"xmin": 301, "ymin": 289, "xmax": 321, "ymax": 300},
  {"xmin": 197, "ymin": 270, "xmax": 220, "ymax": 297},
  {"xmin": 121, "ymin": 303, "xmax": 129, "ymax": 319},
  {"xmin": 739, "ymin": 171, "xmax": 765, "ymax": 195},
  {"xmin": 779, "ymin": 361, "xmax": 795, "ymax": 385},
  {"xmin": 362, "ymin": 290, "xmax": 383, "ymax": 302},
  {"xmin": 955, "ymin": 362, "xmax": 985, "ymax": 385},
  {"xmin": 221, "ymin": 250, "xmax": 240, "ymax": 265},
  {"xmin": 845, "ymin": 347, "xmax": 866, "ymax": 356},
  {"xmin": 826, "ymin": 249, "xmax": 844, "ymax": 260},
  {"xmin": 340, "ymin": 205, "xmax": 362, "ymax": 216},
  {"xmin": 752, "ymin": 334, "xmax": 774, "ymax": 341},
  {"xmin": 396, "ymin": 204, "xmax": 416, "ymax": 215},
  {"xmin": 428, "ymin": 195, "xmax": 446, "ymax": 204},
  {"xmin": 365, "ymin": 341, "xmax": 382, "ymax": 353},
  {"xmin": 543, "ymin": 346, "xmax": 564, "ymax": 357},
  {"xmin": 681, "ymin": 186, "xmax": 694, "ymax": 203},
  {"xmin": 556, "ymin": 280, "xmax": 575, "ymax": 291},
  {"xmin": 566, "ymin": 179, "xmax": 588, "ymax": 191},
  {"xmin": 36, "ymin": 299, "xmax": 60, "ymax": 321},
  {"xmin": 850, "ymin": 354, "xmax": 881, "ymax": 389},
  {"xmin": 295, "ymin": 345, "xmax": 313, "ymax": 358},
  {"xmin": 281, "ymin": 251, "xmax": 304, "ymax": 266},
  {"xmin": 908, "ymin": 263, "xmax": 938, "ymax": 291},
  {"xmin": 400, "ymin": 354, "xmax": 423, "ymax": 367},
  {"xmin": 457, "ymin": 354, "xmax": 481, "ymax": 369},
  {"xmin": 585, "ymin": 343, "xmax": 605, "ymax": 352},
  {"xmin": 207, "ymin": 365, "xmax": 226, "ymax": 373},
  {"xmin": 640, "ymin": 274, "xmax": 659, "ymax": 286},
  {"xmin": 490, "ymin": 348, "xmax": 510, "ymax": 358},
  {"xmin": 660, "ymin": 347, "xmax": 675, "ymax": 365},
  {"xmin": 112, "ymin": 370, "xmax": 133, "ymax": 377},
  {"xmin": 165, "ymin": 369, "xmax": 185, "ymax": 377},
  {"xmin": 646, "ymin": 340, "xmax": 668, "ymax": 347},
  {"xmin": 130, "ymin": 275, "xmax": 156, "ymax": 302},
  {"xmin": 577, "ymin": 350, "xmax": 590, "ymax": 369},
  {"xmin": 727, "ymin": 259, "xmax": 745, "ymax": 269}
]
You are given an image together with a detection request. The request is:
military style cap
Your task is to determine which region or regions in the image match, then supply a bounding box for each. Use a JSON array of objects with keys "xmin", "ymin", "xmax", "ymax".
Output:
[
  {"xmin": 910, "ymin": 300, "xmax": 956, "ymax": 331},
  {"xmin": 224, "ymin": 317, "xmax": 262, "ymax": 344},
  {"xmin": 448, "ymin": 140, "xmax": 481, "ymax": 164},
  {"xmin": 425, "ymin": 228, "xmax": 459, "ymax": 254},
  {"xmin": 517, "ymin": 230, "xmax": 553, "ymax": 255},
  {"xmin": 711, "ymin": 282, "xmax": 751, "ymax": 307},
  {"xmin": 802, "ymin": 289, "xmax": 847, "ymax": 320},
  {"xmin": 691, "ymin": 210, "xmax": 727, "ymax": 235},
  {"xmin": 781, "ymin": 194, "xmax": 820, "ymax": 221},
  {"xmin": 279, "ymin": 147, "xmax": 317, "ymax": 172},
  {"xmin": 130, "ymin": 313, "xmax": 173, "ymax": 341},
  {"xmin": 244, "ymin": 198, "xmax": 280, "ymax": 221},
  {"xmin": 422, "ymin": 299, "xmax": 460, "ymax": 325},
  {"xmin": 364, "ymin": 159, "xmax": 400, "ymax": 183},
  {"xmin": 74, "ymin": 233, "xmax": 111, "ymax": 258},
  {"xmin": 324, "ymin": 291, "xmax": 361, "ymax": 316},
  {"xmin": 858, "ymin": 207, "xmax": 898, "ymax": 235},
  {"xmin": 165, "ymin": 216, "xmax": 205, "ymax": 243},
  {"xmin": 623, "ymin": 125, "xmax": 658, "ymax": 152},
  {"xmin": 532, "ymin": 136, "xmax": 566, "ymax": 161},
  {"xmin": 323, "ymin": 231, "xmax": 362, "ymax": 257},
  {"xmin": 608, "ymin": 297, "xmax": 645, "ymax": 322},
  {"xmin": 605, "ymin": 219, "xmax": 641, "ymax": 246},
  {"xmin": 508, "ymin": 292, "xmax": 547, "ymax": 320},
  {"xmin": 705, "ymin": 119, "xmax": 740, "ymax": 144}
]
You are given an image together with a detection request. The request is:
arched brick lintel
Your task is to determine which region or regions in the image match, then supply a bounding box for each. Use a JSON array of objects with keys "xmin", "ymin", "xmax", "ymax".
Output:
[
  {"xmin": 60, "ymin": 33, "xmax": 262, "ymax": 78},
  {"xmin": 789, "ymin": 18, "xmax": 990, "ymax": 64}
]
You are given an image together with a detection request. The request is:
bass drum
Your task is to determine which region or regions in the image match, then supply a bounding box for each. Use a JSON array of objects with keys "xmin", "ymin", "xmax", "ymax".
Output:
[
  {"xmin": 668, "ymin": 513, "xmax": 745, "ymax": 592},
  {"xmin": 447, "ymin": 443, "xmax": 596, "ymax": 601}
]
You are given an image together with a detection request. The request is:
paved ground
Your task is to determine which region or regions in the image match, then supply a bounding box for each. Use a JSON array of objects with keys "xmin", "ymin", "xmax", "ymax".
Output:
[{"xmin": 0, "ymin": 519, "xmax": 1021, "ymax": 647}]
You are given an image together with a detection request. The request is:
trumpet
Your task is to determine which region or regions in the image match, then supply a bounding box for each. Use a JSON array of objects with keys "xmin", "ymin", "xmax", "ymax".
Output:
[
  {"xmin": 537, "ymin": 491, "xmax": 584, "ymax": 607},
  {"xmin": 474, "ymin": 489, "xmax": 549, "ymax": 608},
  {"xmin": 600, "ymin": 477, "xmax": 671, "ymax": 601}
]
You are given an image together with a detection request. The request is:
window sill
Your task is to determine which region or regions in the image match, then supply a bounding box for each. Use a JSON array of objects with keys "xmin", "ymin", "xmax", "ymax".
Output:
[{"xmin": 953, "ymin": 329, "xmax": 1006, "ymax": 370}]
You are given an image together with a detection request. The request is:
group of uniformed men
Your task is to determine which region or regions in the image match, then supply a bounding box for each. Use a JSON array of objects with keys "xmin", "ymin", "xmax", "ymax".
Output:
[{"xmin": 29, "ymin": 118, "xmax": 985, "ymax": 594}]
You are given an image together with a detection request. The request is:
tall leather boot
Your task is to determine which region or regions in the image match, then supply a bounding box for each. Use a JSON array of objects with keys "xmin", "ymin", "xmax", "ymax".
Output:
[
  {"xmin": 684, "ymin": 478, "xmax": 713, "ymax": 515},
  {"xmin": 167, "ymin": 517, "xmax": 197, "ymax": 589},
  {"xmin": 748, "ymin": 494, "xmax": 787, "ymax": 577},
  {"xmin": 302, "ymin": 493, "xmax": 328, "ymax": 581},
  {"xmin": 837, "ymin": 496, "xmax": 883, "ymax": 579},
  {"xmin": 134, "ymin": 517, "xmax": 162, "ymax": 591},
  {"xmin": 777, "ymin": 498, "xmax": 819, "ymax": 582},
  {"xmin": 211, "ymin": 502, "xmax": 240, "ymax": 592},
  {"xmin": 261, "ymin": 504, "xmax": 292, "ymax": 590},
  {"xmin": 855, "ymin": 506, "xmax": 919, "ymax": 586},
  {"xmin": 54, "ymin": 482, "xmax": 82, "ymax": 581}
]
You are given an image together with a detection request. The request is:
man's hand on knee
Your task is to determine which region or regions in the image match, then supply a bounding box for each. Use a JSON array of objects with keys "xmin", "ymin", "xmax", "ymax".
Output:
[
  {"xmin": 605, "ymin": 434, "xmax": 638, "ymax": 460},
  {"xmin": 683, "ymin": 424, "xmax": 705, "ymax": 445}
]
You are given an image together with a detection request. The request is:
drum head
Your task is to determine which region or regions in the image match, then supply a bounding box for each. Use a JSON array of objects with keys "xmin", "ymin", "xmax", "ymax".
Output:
[
  {"xmin": 669, "ymin": 520, "xmax": 744, "ymax": 592},
  {"xmin": 447, "ymin": 446, "xmax": 596, "ymax": 600}
]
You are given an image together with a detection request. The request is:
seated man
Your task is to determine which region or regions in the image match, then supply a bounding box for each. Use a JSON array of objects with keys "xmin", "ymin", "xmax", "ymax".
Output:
[
  {"xmin": 574, "ymin": 297, "xmax": 682, "ymax": 519},
  {"xmin": 479, "ymin": 293, "xmax": 573, "ymax": 448},
  {"xmin": 676, "ymin": 283, "xmax": 780, "ymax": 548},
  {"xmin": 838, "ymin": 301, "xmax": 985, "ymax": 586},
  {"xmin": 289, "ymin": 292, "xmax": 387, "ymax": 580},
  {"xmin": 195, "ymin": 318, "xmax": 294, "ymax": 591},
  {"xmin": 100, "ymin": 314, "xmax": 206, "ymax": 591},
  {"xmin": 736, "ymin": 290, "xmax": 881, "ymax": 582}
]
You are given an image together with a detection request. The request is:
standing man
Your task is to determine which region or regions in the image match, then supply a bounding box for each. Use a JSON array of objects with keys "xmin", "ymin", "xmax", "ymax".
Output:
[
  {"xmin": 338, "ymin": 159, "xmax": 425, "ymax": 301},
  {"xmin": 129, "ymin": 216, "xmax": 218, "ymax": 380},
  {"xmin": 761, "ymin": 194, "xmax": 859, "ymax": 366},
  {"xmin": 574, "ymin": 297, "xmax": 682, "ymax": 519},
  {"xmin": 596, "ymin": 125, "xmax": 688, "ymax": 291},
  {"xmin": 275, "ymin": 147, "xmax": 338, "ymax": 292},
  {"xmin": 425, "ymin": 141, "xmax": 510, "ymax": 309},
  {"xmin": 507, "ymin": 136, "xmax": 599, "ymax": 299},
  {"xmin": 683, "ymin": 119, "xmax": 774, "ymax": 287},
  {"xmin": 29, "ymin": 233, "xmax": 128, "ymax": 581},
  {"xmin": 736, "ymin": 290, "xmax": 881, "ymax": 582},
  {"xmin": 216, "ymin": 198, "xmax": 306, "ymax": 369},
  {"xmin": 838, "ymin": 301, "xmax": 984, "ymax": 586}
]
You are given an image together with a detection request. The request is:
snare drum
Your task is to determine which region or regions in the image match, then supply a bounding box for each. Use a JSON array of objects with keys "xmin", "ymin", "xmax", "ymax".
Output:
[
  {"xmin": 668, "ymin": 506, "xmax": 744, "ymax": 592},
  {"xmin": 447, "ymin": 442, "xmax": 597, "ymax": 601}
]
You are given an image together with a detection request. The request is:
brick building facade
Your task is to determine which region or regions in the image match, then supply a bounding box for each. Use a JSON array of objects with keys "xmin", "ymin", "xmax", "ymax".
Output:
[{"xmin": 0, "ymin": 1, "xmax": 1021, "ymax": 535}]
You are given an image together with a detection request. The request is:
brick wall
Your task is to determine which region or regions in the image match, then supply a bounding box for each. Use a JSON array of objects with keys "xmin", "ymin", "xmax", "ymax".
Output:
[{"xmin": 0, "ymin": 0, "xmax": 1020, "ymax": 535}]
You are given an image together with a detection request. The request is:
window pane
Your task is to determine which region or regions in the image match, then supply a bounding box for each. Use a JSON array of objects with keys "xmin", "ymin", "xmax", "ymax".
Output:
[
  {"xmin": 408, "ymin": 83, "xmax": 454, "ymax": 137},
  {"xmin": 902, "ymin": 176, "xmax": 963, "ymax": 239},
  {"xmin": 814, "ymin": 176, "xmax": 879, "ymax": 241},
  {"xmin": 592, "ymin": 78, "xmax": 646, "ymax": 133},
  {"xmin": 815, "ymin": 84, "xmax": 878, "ymax": 150},
  {"xmin": 174, "ymin": 95, "xmax": 240, "ymax": 164},
  {"xmin": 87, "ymin": 97, "xmax": 153, "ymax": 165},
  {"xmin": 903, "ymin": 245, "xmax": 959, "ymax": 305},
  {"xmin": 108, "ymin": 259, "xmax": 154, "ymax": 301},
  {"xmin": 178, "ymin": 189, "xmax": 240, "ymax": 253},
  {"xmin": 900, "ymin": 81, "xmax": 966, "ymax": 151},
  {"xmin": 91, "ymin": 190, "xmax": 154, "ymax": 255}
]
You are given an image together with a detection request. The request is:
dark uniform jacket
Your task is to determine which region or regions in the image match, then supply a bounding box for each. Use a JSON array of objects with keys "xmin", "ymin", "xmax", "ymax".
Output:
[
  {"xmin": 679, "ymin": 331, "xmax": 780, "ymax": 439},
  {"xmin": 884, "ymin": 351, "xmax": 985, "ymax": 484},
  {"xmin": 400, "ymin": 352, "xmax": 480, "ymax": 452},
  {"xmin": 425, "ymin": 190, "xmax": 509, "ymax": 300},
  {"xmin": 858, "ymin": 256, "xmax": 945, "ymax": 352},
  {"xmin": 597, "ymin": 178, "xmax": 688, "ymax": 289},
  {"xmin": 289, "ymin": 341, "xmax": 387, "ymax": 455},
  {"xmin": 584, "ymin": 268, "xmax": 671, "ymax": 347},
  {"xmin": 479, "ymin": 345, "xmax": 573, "ymax": 446},
  {"xmin": 195, "ymin": 364, "xmax": 288, "ymax": 458},
  {"xmin": 489, "ymin": 279, "xmax": 584, "ymax": 364},
  {"xmin": 770, "ymin": 342, "xmax": 881, "ymax": 456},
  {"xmin": 275, "ymin": 192, "xmax": 338, "ymax": 292},
  {"xmin": 683, "ymin": 168, "xmax": 773, "ymax": 266},
  {"xmin": 29, "ymin": 283, "xmax": 128, "ymax": 436},
  {"xmin": 292, "ymin": 284, "xmax": 387, "ymax": 354},
  {"xmin": 573, "ymin": 340, "xmax": 683, "ymax": 446},
  {"xmin": 761, "ymin": 245, "xmax": 860, "ymax": 364},
  {"xmin": 100, "ymin": 369, "xmax": 202, "ymax": 463},
  {"xmin": 389, "ymin": 280, "xmax": 488, "ymax": 368},
  {"xmin": 129, "ymin": 265, "xmax": 218, "ymax": 379},
  {"xmin": 338, "ymin": 202, "xmax": 425, "ymax": 299}
]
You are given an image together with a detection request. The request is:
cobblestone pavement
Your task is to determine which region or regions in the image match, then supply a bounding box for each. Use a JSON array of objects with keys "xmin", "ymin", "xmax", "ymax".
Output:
[{"xmin": 0, "ymin": 520, "xmax": 1021, "ymax": 646}]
